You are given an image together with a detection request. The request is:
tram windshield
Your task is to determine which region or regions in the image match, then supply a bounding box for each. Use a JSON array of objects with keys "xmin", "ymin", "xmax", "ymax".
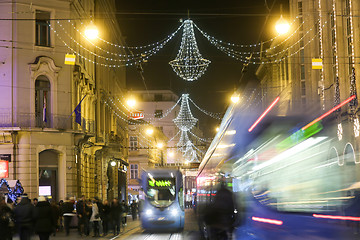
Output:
[{"xmin": 146, "ymin": 177, "xmax": 176, "ymax": 207}]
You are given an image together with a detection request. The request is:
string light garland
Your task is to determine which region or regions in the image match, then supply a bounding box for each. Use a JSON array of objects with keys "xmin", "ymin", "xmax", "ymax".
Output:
[
  {"xmin": 318, "ymin": 0, "xmax": 325, "ymax": 110},
  {"xmin": 169, "ymin": 19, "xmax": 210, "ymax": 81},
  {"xmin": 188, "ymin": 130, "xmax": 213, "ymax": 143},
  {"xmin": 188, "ymin": 97, "xmax": 222, "ymax": 120}
]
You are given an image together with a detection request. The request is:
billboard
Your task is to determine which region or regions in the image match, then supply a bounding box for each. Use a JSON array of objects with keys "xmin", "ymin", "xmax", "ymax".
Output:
[{"xmin": 0, "ymin": 160, "xmax": 9, "ymax": 178}]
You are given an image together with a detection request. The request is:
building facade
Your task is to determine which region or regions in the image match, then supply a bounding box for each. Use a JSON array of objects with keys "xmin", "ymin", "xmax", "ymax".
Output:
[{"xmin": 0, "ymin": 0, "xmax": 129, "ymax": 201}]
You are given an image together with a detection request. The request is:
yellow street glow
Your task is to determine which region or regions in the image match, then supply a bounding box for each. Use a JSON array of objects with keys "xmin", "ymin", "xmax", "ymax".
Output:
[
  {"xmin": 84, "ymin": 22, "xmax": 99, "ymax": 40},
  {"xmin": 126, "ymin": 98, "xmax": 136, "ymax": 108},
  {"xmin": 157, "ymin": 142, "xmax": 164, "ymax": 149},
  {"xmin": 275, "ymin": 15, "xmax": 290, "ymax": 35},
  {"xmin": 146, "ymin": 128, "xmax": 154, "ymax": 135},
  {"xmin": 231, "ymin": 93, "xmax": 240, "ymax": 103}
]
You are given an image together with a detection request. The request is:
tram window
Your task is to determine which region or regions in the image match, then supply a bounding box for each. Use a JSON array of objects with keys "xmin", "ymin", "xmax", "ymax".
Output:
[
  {"xmin": 179, "ymin": 187, "xmax": 184, "ymax": 210},
  {"xmin": 147, "ymin": 178, "xmax": 176, "ymax": 207}
]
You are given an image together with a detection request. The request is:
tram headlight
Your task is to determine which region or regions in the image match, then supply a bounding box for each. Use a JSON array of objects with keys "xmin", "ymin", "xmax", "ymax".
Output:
[
  {"xmin": 145, "ymin": 209, "xmax": 153, "ymax": 216},
  {"xmin": 171, "ymin": 209, "xmax": 178, "ymax": 216}
]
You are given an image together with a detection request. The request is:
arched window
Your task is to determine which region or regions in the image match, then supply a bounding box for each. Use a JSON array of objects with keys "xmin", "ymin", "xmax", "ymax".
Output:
[{"xmin": 35, "ymin": 76, "xmax": 50, "ymax": 127}]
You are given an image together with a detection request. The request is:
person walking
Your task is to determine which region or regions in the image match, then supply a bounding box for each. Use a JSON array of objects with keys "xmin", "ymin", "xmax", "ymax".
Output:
[
  {"xmin": 130, "ymin": 200, "xmax": 138, "ymax": 221},
  {"xmin": 49, "ymin": 200, "xmax": 60, "ymax": 236},
  {"xmin": 76, "ymin": 195, "xmax": 86, "ymax": 236},
  {"xmin": 60, "ymin": 197, "xmax": 74, "ymax": 236},
  {"xmin": 121, "ymin": 200, "xmax": 128, "ymax": 226},
  {"xmin": 14, "ymin": 194, "xmax": 34, "ymax": 240},
  {"xmin": 33, "ymin": 196, "xmax": 55, "ymax": 240},
  {"xmin": 101, "ymin": 200, "xmax": 111, "ymax": 236},
  {"xmin": 110, "ymin": 198, "xmax": 121, "ymax": 235},
  {"xmin": 90, "ymin": 197, "xmax": 101, "ymax": 237},
  {"xmin": 0, "ymin": 196, "xmax": 14, "ymax": 240}
]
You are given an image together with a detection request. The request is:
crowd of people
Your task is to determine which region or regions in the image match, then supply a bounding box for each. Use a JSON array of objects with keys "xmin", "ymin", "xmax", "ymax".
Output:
[{"xmin": 0, "ymin": 193, "xmax": 140, "ymax": 240}]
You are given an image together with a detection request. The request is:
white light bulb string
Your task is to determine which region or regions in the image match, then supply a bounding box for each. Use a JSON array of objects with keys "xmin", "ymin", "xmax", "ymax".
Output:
[
  {"xmin": 188, "ymin": 130, "xmax": 212, "ymax": 143},
  {"xmin": 193, "ymin": 17, "xmax": 299, "ymax": 49},
  {"xmin": 55, "ymin": 21, "xmax": 178, "ymax": 64},
  {"xmin": 66, "ymin": 20, "xmax": 183, "ymax": 59},
  {"xmin": 188, "ymin": 97, "xmax": 222, "ymax": 120}
]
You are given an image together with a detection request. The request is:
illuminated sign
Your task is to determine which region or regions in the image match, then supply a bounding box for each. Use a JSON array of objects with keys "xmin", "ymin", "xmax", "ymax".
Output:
[
  {"xmin": 0, "ymin": 160, "xmax": 9, "ymax": 178},
  {"xmin": 148, "ymin": 179, "xmax": 174, "ymax": 188},
  {"xmin": 129, "ymin": 111, "xmax": 144, "ymax": 120}
]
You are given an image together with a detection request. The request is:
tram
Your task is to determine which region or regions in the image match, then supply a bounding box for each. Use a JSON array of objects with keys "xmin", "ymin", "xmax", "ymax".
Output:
[
  {"xmin": 197, "ymin": 94, "xmax": 360, "ymax": 239},
  {"xmin": 140, "ymin": 169, "xmax": 185, "ymax": 232}
]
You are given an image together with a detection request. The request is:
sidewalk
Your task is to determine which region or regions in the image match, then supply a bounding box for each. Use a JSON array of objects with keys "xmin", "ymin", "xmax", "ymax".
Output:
[{"xmin": 12, "ymin": 215, "xmax": 141, "ymax": 240}]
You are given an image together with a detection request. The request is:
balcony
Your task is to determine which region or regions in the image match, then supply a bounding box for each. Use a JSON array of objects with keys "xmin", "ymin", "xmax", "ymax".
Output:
[{"xmin": 0, "ymin": 112, "xmax": 95, "ymax": 134}]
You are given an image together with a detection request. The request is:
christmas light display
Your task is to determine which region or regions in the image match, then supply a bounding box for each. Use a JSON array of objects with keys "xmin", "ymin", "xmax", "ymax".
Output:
[
  {"xmin": 169, "ymin": 20, "xmax": 210, "ymax": 81},
  {"xmin": 173, "ymin": 94, "xmax": 198, "ymax": 131}
]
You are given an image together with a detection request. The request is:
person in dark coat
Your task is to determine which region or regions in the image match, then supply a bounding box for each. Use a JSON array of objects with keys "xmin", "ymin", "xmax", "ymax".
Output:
[
  {"xmin": 110, "ymin": 198, "xmax": 122, "ymax": 235},
  {"xmin": 60, "ymin": 197, "xmax": 74, "ymax": 236},
  {"xmin": 49, "ymin": 200, "xmax": 60, "ymax": 235},
  {"xmin": 0, "ymin": 196, "xmax": 14, "ymax": 240},
  {"xmin": 14, "ymin": 194, "xmax": 34, "ymax": 240},
  {"xmin": 101, "ymin": 200, "xmax": 111, "ymax": 236},
  {"xmin": 130, "ymin": 200, "xmax": 138, "ymax": 221},
  {"xmin": 121, "ymin": 200, "xmax": 128, "ymax": 226},
  {"xmin": 76, "ymin": 195, "xmax": 86, "ymax": 236},
  {"xmin": 33, "ymin": 196, "xmax": 55, "ymax": 240}
]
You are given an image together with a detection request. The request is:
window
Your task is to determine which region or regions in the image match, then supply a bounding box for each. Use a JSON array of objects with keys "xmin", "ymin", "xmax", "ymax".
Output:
[
  {"xmin": 155, "ymin": 110, "xmax": 163, "ymax": 118},
  {"xmin": 156, "ymin": 126, "xmax": 163, "ymax": 133},
  {"xmin": 130, "ymin": 164, "xmax": 138, "ymax": 179},
  {"xmin": 35, "ymin": 76, "xmax": 51, "ymax": 127},
  {"xmin": 129, "ymin": 136, "xmax": 138, "ymax": 151},
  {"xmin": 154, "ymin": 94, "xmax": 163, "ymax": 101},
  {"xmin": 300, "ymin": 65, "xmax": 305, "ymax": 80},
  {"xmin": 35, "ymin": 10, "xmax": 51, "ymax": 47}
]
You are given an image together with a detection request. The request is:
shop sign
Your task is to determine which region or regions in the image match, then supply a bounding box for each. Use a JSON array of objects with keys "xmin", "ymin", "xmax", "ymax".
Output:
[
  {"xmin": 0, "ymin": 160, "xmax": 9, "ymax": 178},
  {"xmin": 129, "ymin": 111, "xmax": 144, "ymax": 120},
  {"xmin": 0, "ymin": 154, "xmax": 11, "ymax": 162}
]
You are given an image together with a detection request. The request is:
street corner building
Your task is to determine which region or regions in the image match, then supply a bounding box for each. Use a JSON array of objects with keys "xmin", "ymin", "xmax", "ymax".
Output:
[{"xmin": 0, "ymin": 0, "xmax": 129, "ymax": 201}]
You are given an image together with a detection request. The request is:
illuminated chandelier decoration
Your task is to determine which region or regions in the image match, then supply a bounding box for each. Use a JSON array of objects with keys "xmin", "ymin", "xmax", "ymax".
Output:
[
  {"xmin": 173, "ymin": 94, "xmax": 198, "ymax": 131},
  {"xmin": 183, "ymin": 141, "xmax": 198, "ymax": 162},
  {"xmin": 169, "ymin": 19, "xmax": 211, "ymax": 81},
  {"xmin": 176, "ymin": 130, "xmax": 191, "ymax": 153}
]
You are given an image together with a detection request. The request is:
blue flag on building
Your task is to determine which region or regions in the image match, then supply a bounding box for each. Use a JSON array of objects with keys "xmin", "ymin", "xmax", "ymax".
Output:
[
  {"xmin": 73, "ymin": 95, "xmax": 87, "ymax": 125},
  {"xmin": 75, "ymin": 103, "xmax": 81, "ymax": 125}
]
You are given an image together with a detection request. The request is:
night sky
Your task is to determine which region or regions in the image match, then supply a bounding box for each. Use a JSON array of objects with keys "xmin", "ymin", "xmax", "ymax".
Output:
[{"xmin": 115, "ymin": 0, "xmax": 289, "ymax": 137}]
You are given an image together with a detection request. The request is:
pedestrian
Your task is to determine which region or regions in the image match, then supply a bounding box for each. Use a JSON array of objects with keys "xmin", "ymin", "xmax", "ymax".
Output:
[
  {"xmin": 14, "ymin": 194, "xmax": 34, "ymax": 240},
  {"xmin": 90, "ymin": 197, "xmax": 101, "ymax": 237},
  {"xmin": 203, "ymin": 183, "xmax": 236, "ymax": 240},
  {"xmin": 32, "ymin": 198, "xmax": 38, "ymax": 207},
  {"xmin": 121, "ymin": 200, "xmax": 128, "ymax": 226},
  {"xmin": 60, "ymin": 197, "xmax": 74, "ymax": 236},
  {"xmin": 57, "ymin": 200, "xmax": 64, "ymax": 232},
  {"xmin": 101, "ymin": 200, "xmax": 111, "ymax": 236},
  {"xmin": 33, "ymin": 196, "xmax": 55, "ymax": 240},
  {"xmin": 50, "ymin": 200, "xmax": 60, "ymax": 235},
  {"xmin": 76, "ymin": 195, "xmax": 86, "ymax": 236},
  {"xmin": 130, "ymin": 200, "xmax": 138, "ymax": 221},
  {"xmin": 0, "ymin": 196, "xmax": 14, "ymax": 240},
  {"xmin": 110, "ymin": 198, "xmax": 121, "ymax": 235}
]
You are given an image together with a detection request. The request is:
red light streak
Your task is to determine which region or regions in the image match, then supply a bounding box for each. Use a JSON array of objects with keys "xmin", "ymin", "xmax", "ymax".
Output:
[
  {"xmin": 252, "ymin": 216, "xmax": 283, "ymax": 225},
  {"xmin": 248, "ymin": 97, "xmax": 280, "ymax": 132},
  {"xmin": 313, "ymin": 214, "xmax": 360, "ymax": 221},
  {"xmin": 302, "ymin": 95, "xmax": 356, "ymax": 130}
]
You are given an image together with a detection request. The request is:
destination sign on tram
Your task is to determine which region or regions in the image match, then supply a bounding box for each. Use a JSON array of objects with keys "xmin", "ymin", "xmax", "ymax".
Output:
[{"xmin": 148, "ymin": 178, "xmax": 175, "ymax": 188}]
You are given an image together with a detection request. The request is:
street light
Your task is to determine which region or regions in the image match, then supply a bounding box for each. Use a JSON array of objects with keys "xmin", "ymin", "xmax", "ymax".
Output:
[
  {"xmin": 231, "ymin": 92, "xmax": 240, "ymax": 103},
  {"xmin": 275, "ymin": 15, "xmax": 290, "ymax": 35},
  {"xmin": 126, "ymin": 98, "xmax": 136, "ymax": 108},
  {"xmin": 146, "ymin": 128, "xmax": 154, "ymax": 136},
  {"xmin": 84, "ymin": 21, "xmax": 99, "ymax": 40}
]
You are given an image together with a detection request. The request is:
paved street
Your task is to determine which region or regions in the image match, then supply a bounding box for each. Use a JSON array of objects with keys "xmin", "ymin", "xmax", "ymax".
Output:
[{"xmin": 13, "ymin": 209, "xmax": 200, "ymax": 240}]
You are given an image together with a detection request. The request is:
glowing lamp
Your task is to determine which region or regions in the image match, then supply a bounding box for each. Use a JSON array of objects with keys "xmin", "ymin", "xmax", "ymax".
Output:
[
  {"xmin": 231, "ymin": 93, "xmax": 240, "ymax": 103},
  {"xmin": 157, "ymin": 142, "xmax": 164, "ymax": 149},
  {"xmin": 275, "ymin": 15, "xmax": 290, "ymax": 35},
  {"xmin": 126, "ymin": 98, "xmax": 136, "ymax": 108},
  {"xmin": 146, "ymin": 128, "xmax": 154, "ymax": 136},
  {"xmin": 110, "ymin": 161, "xmax": 116, "ymax": 167},
  {"xmin": 84, "ymin": 22, "xmax": 99, "ymax": 40}
]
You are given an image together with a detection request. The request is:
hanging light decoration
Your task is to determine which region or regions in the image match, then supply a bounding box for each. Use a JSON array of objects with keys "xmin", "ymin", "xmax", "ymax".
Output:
[
  {"xmin": 183, "ymin": 140, "xmax": 198, "ymax": 162},
  {"xmin": 169, "ymin": 19, "xmax": 210, "ymax": 81},
  {"xmin": 176, "ymin": 131, "xmax": 191, "ymax": 152},
  {"xmin": 173, "ymin": 94, "xmax": 198, "ymax": 131}
]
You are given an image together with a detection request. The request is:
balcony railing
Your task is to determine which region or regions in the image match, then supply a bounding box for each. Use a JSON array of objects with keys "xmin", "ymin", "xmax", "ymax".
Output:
[{"xmin": 0, "ymin": 112, "xmax": 95, "ymax": 134}]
